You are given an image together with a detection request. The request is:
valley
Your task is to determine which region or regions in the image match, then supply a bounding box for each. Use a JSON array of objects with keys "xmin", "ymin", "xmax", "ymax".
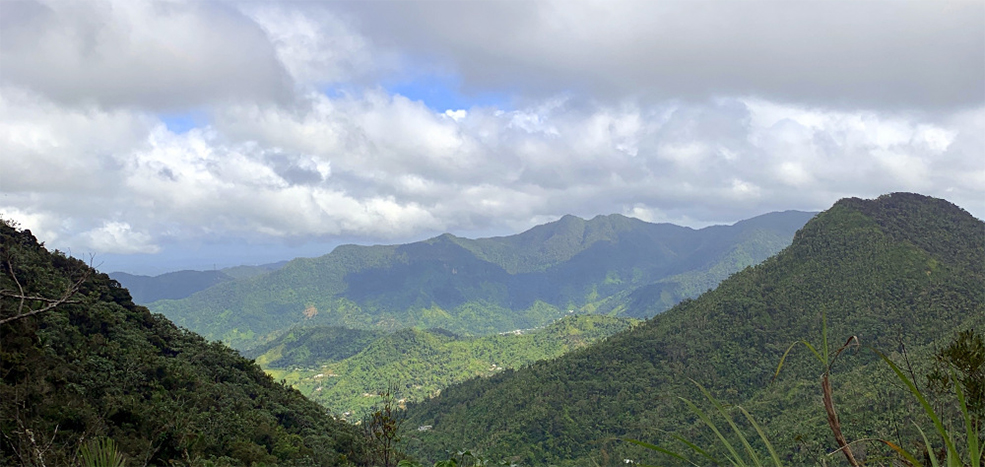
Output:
[
  {"xmin": 245, "ymin": 315, "xmax": 636, "ymax": 420},
  {"xmin": 3, "ymin": 193, "xmax": 982, "ymax": 467}
]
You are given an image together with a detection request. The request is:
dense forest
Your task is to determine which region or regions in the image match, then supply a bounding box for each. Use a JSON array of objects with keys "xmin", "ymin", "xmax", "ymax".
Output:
[
  {"xmin": 401, "ymin": 193, "xmax": 985, "ymax": 466},
  {"xmin": 245, "ymin": 315, "xmax": 635, "ymax": 420},
  {"xmin": 2, "ymin": 193, "xmax": 981, "ymax": 467},
  {"xmin": 149, "ymin": 211, "xmax": 814, "ymax": 349},
  {"xmin": 0, "ymin": 221, "xmax": 375, "ymax": 466}
]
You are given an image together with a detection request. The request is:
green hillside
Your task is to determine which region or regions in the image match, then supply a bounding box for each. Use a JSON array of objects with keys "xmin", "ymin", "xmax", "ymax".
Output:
[
  {"xmin": 400, "ymin": 193, "xmax": 985, "ymax": 466},
  {"xmin": 151, "ymin": 211, "xmax": 814, "ymax": 349},
  {"xmin": 0, "ymin": 221, "xmax": 375, "ymax": 466},
  {"xmin": 246, "ymin": 315, "xmax": 635, "ymax": 421},
  {"xmin": 110, "ymin": 261, "xmax": 288, "ymax": 304}
]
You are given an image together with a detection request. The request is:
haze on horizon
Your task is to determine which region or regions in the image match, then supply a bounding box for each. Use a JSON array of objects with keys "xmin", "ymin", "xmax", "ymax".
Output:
[{"xmin": 1, "ymin": 0, "xmax": 982, "ymax": 275}]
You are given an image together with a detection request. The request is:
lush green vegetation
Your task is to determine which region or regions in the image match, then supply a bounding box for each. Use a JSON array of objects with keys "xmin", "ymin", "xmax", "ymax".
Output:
[
  {"xmin": 150, "ymin": 211, "xmax": 814, "ymax": 349},
  {"xmin": 400, "ymin": 193, "xmax": 985, "ymax": 466},
  {"xmin": 249, "ymin": 315, "xmax": 635, "ymax": 421},
  {"xmin": 0, "ymin": 221, "xmax": 375, "ymax": 466},
  {"xmin": 631, "ymin": 328, "xmax": 984, "ymax": 467},
  {"xmin": 6, "ymin": 193, "xmax": 976, "ymax": 467}
]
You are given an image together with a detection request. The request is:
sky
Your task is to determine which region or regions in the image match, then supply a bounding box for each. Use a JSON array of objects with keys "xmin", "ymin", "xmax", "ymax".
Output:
[{"xmin": 1, "ymin": 0, "xmax": 983, "ymax": 275}]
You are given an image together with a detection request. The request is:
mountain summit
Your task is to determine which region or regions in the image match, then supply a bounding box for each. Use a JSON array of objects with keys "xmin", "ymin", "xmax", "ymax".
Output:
[
  {"xmin": 401, "ymin": 193, "xmax": 985, "ymax": 465},
  {"xmin": 151, "ymin": 211, "xmax": 815, "ymax": 349}
]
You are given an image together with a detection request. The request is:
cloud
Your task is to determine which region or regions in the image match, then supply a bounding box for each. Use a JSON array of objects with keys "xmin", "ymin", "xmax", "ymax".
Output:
[
  {"xmin": 8, "ymin": 86, "xmax": 982, "ymax": 259},
  {"xmin": 0, "ymin": 1, "xmax": 981, "ymax": 268},
  {"xmin": 84, "ymin": 221, "xmax": 160, "ymax": 254},
  {"xmin": 341, "ymin": 1, "xmax": 985, "ymax": 110},
  {"xmin": 241, "ymin": 4, "xmax": 388, "ymax": 88},
  {"xmin": 0, "ymin": 0, "xmax": 292, "ymax": 110}
]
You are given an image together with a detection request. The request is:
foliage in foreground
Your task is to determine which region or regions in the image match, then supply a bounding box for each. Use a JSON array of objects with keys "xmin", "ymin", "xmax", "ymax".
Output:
[
  {"xmin": 631, "ymin": 328, "xmax": 985, "ymax": 467},
  {"xmin": 0, "ymin": 220, "xmax": 374, "ymax": 466}
]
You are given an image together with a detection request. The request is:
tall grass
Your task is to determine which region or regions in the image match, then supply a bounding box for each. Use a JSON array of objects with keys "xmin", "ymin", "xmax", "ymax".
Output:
[
  {"xmin": 875, "ymin": 351, "xmax": 983, "ymax": 467},
  {"xmin": 624, "ymin": 379, "xmax": 782, "ymax": 467},
  {"xmin": 77, "ymin": 438, "xmax": 126, "ymax": 467},
  {"xmin": 626, "ymin": 318, "xmax": 984, "ymax": 467}
]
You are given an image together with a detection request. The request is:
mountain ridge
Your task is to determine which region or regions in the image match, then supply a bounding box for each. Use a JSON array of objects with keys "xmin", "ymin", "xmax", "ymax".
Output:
[
  {"xmin": 400, "ymin": 193, "xmax": 985, "ymax": 466},
  {"xmin": 151, "ymin": 210, "xmax": 816, "ymax": 349}
]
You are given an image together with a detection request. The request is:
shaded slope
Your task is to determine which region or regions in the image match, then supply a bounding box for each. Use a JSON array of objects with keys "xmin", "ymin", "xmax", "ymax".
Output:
[
  {"xmin": 0, "ymin": 222, "xmax": 374, "ymax": 466},
  {"xmin": 152, "ymin": 211, "xmax": 814, "ymax": 349},
  {"xmin": 110, "ymin": 261, "xmax": 289, "ymax": 304},
  {"xmin": 402, "ymin": 193, "xmax": 985, "ymax": 466},
  {"xmin": 110, "ymin": 269, "xmax": 234, "ymax": 304}
]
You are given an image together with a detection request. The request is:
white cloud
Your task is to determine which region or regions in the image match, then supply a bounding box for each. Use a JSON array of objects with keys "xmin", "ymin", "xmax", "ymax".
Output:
[
  {"xmin": 84, "ymin": 221, "xmax": 160, "ymax": 254},
  {"xmin": 241, "ymin": 4, "xmax": 386, "ymax": 87},
  {"xmin": 0, "ymin": 0, "xmax": 291, "ymax": 110},
  {"xmin": 341, "ymin": 1, "xmax": 984, "ymax": 110},
  {"xmin": 0, "ymin": 1, "xmax": 981, "ymax": 270},
  {"xmin": 0, "ymin": 207, "xmax": 64, "ymax": 246}
]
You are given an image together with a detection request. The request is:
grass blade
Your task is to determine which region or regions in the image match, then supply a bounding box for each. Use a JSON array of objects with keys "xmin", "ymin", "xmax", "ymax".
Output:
[
  {"xmin": 671, "ymin": 433, "xmax": 722, "ymax": 465},
  {"xmin": 694, "ymin": 381, "xmax": 763, "ymax": 467},
  {"xmin": 681, "ymin": 397, "xmax": 748, "ymax": 467},
  {"xmin": 623, "ymin": 438, "xmax": 702, "ymax": 466},
  {"xmin": 876, "ymin": 350, "xmax": 961, "ymax": 462},
  {"xmin": 954, "ymin": 372, "xmax": 981, "ymax": 467},
  {"xmin": 875, "ymin": 438, "xmax": 923, "ymax": 467},
  {"xmin": 915, "ymin": 422, "xmax": 940, "ymax": 467},
  {"xmin": 737, "ymin": 405, "xmax": 783, "ymax": 467},
  {"xmin": 773, "ymin": 341, "xmax": 825, "ymax": 383}
]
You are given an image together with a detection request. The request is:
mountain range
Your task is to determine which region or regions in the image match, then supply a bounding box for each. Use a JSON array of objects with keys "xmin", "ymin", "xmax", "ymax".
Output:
[
  {"xmin": 149, "ymin": 210, "xmax": 816, "ymax": 349},
  {"xmin": 2, "ymin": 192, "xmax": 980, "ymax": 467},
  {"xmin": 400, "ymin": 193, "xmax": 985, "ymax": 466},
  {"xmin": 110, "ymin": 260, "xmax": 288, "ymax": 304}
]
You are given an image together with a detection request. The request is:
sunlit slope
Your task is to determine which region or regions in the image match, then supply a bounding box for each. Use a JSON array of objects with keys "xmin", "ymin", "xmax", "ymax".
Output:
[
  {"xmin": 401, "ymin": 193, "xmax": 985, "ymax": 466},
  {"xmin": 245, "ymin": 315, "xmax": 635, "ymax": 420},
  {"xmin": 152, "ymin": 211, "xmax": 814, "ymax": 349}
]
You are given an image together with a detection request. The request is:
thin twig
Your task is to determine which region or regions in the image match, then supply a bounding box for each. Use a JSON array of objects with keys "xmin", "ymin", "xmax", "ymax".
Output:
[
  {"xmin": 8, "ymin": 260, "xmax": 25, "ymax": 316},
  {"xmin": 0, "ymin": 268, "xmax": 90, "ymax": 325}
]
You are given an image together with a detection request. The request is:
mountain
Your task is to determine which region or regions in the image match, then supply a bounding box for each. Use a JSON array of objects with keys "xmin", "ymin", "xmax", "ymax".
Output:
[
  {"xmin": 151, "ymin": 211, "xmax": 816, "ymax": 349},
  {"xmin": 244, "ymin": 315, "xmax": 636, "ymax": 421},
  {"xmin": 110, "ymin": 270, "xmax": 233, "ymax": 304},
  {"xmin": 0, "ymin": 222, "xmax": 374, "ymax": 466},
  {"xmin": 109, "ymin": 261, "xmax": 288, "ymax": 304},
  {"xmin": 400, "ymin": 193, "xmax": 985, "ymax": 466}
]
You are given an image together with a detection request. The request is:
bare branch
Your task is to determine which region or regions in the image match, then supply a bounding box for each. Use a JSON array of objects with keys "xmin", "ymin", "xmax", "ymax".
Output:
[
  {"xmin": 0, "ymin": 267, "xmax": 91, "ymax": 325},
  {"xmin": 8, "ymin": 260, "xmax": 26, "ymax": 316}
]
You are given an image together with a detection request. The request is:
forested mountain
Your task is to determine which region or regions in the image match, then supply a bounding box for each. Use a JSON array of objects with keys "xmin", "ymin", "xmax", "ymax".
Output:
[
  {"xmin": 151, "ymin": 211, "xmax": 815, "ymax": 349},
  {"xmin": 0, "ymin": 222, "xmax": 374, "ymax": 466},
  {"xmin": 244, "ymin": 315, "xmax": 635, "ymax": 421},
  {"xmin": 110, "ymin": 261, "xmax": 287, "ymax": 304},
  {"xmin": 401, "ymin": 193, "xmax": 985, "ymax": 466}
]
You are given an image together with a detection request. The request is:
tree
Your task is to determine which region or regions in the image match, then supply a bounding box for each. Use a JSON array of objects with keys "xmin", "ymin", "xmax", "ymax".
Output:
[{"xmin": 368, "ymin": 384, "xmax": 405, "ymax": 467}]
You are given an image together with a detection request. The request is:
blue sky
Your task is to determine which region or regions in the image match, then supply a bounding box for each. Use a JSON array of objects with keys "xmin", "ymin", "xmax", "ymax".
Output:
[
  {"xmin": 160, "ymin": 110, "xmax": 210, "ymax": 134},
  {"xmin": 383, "ymin": 73, "xmax": 512, "ymax": 112}
]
